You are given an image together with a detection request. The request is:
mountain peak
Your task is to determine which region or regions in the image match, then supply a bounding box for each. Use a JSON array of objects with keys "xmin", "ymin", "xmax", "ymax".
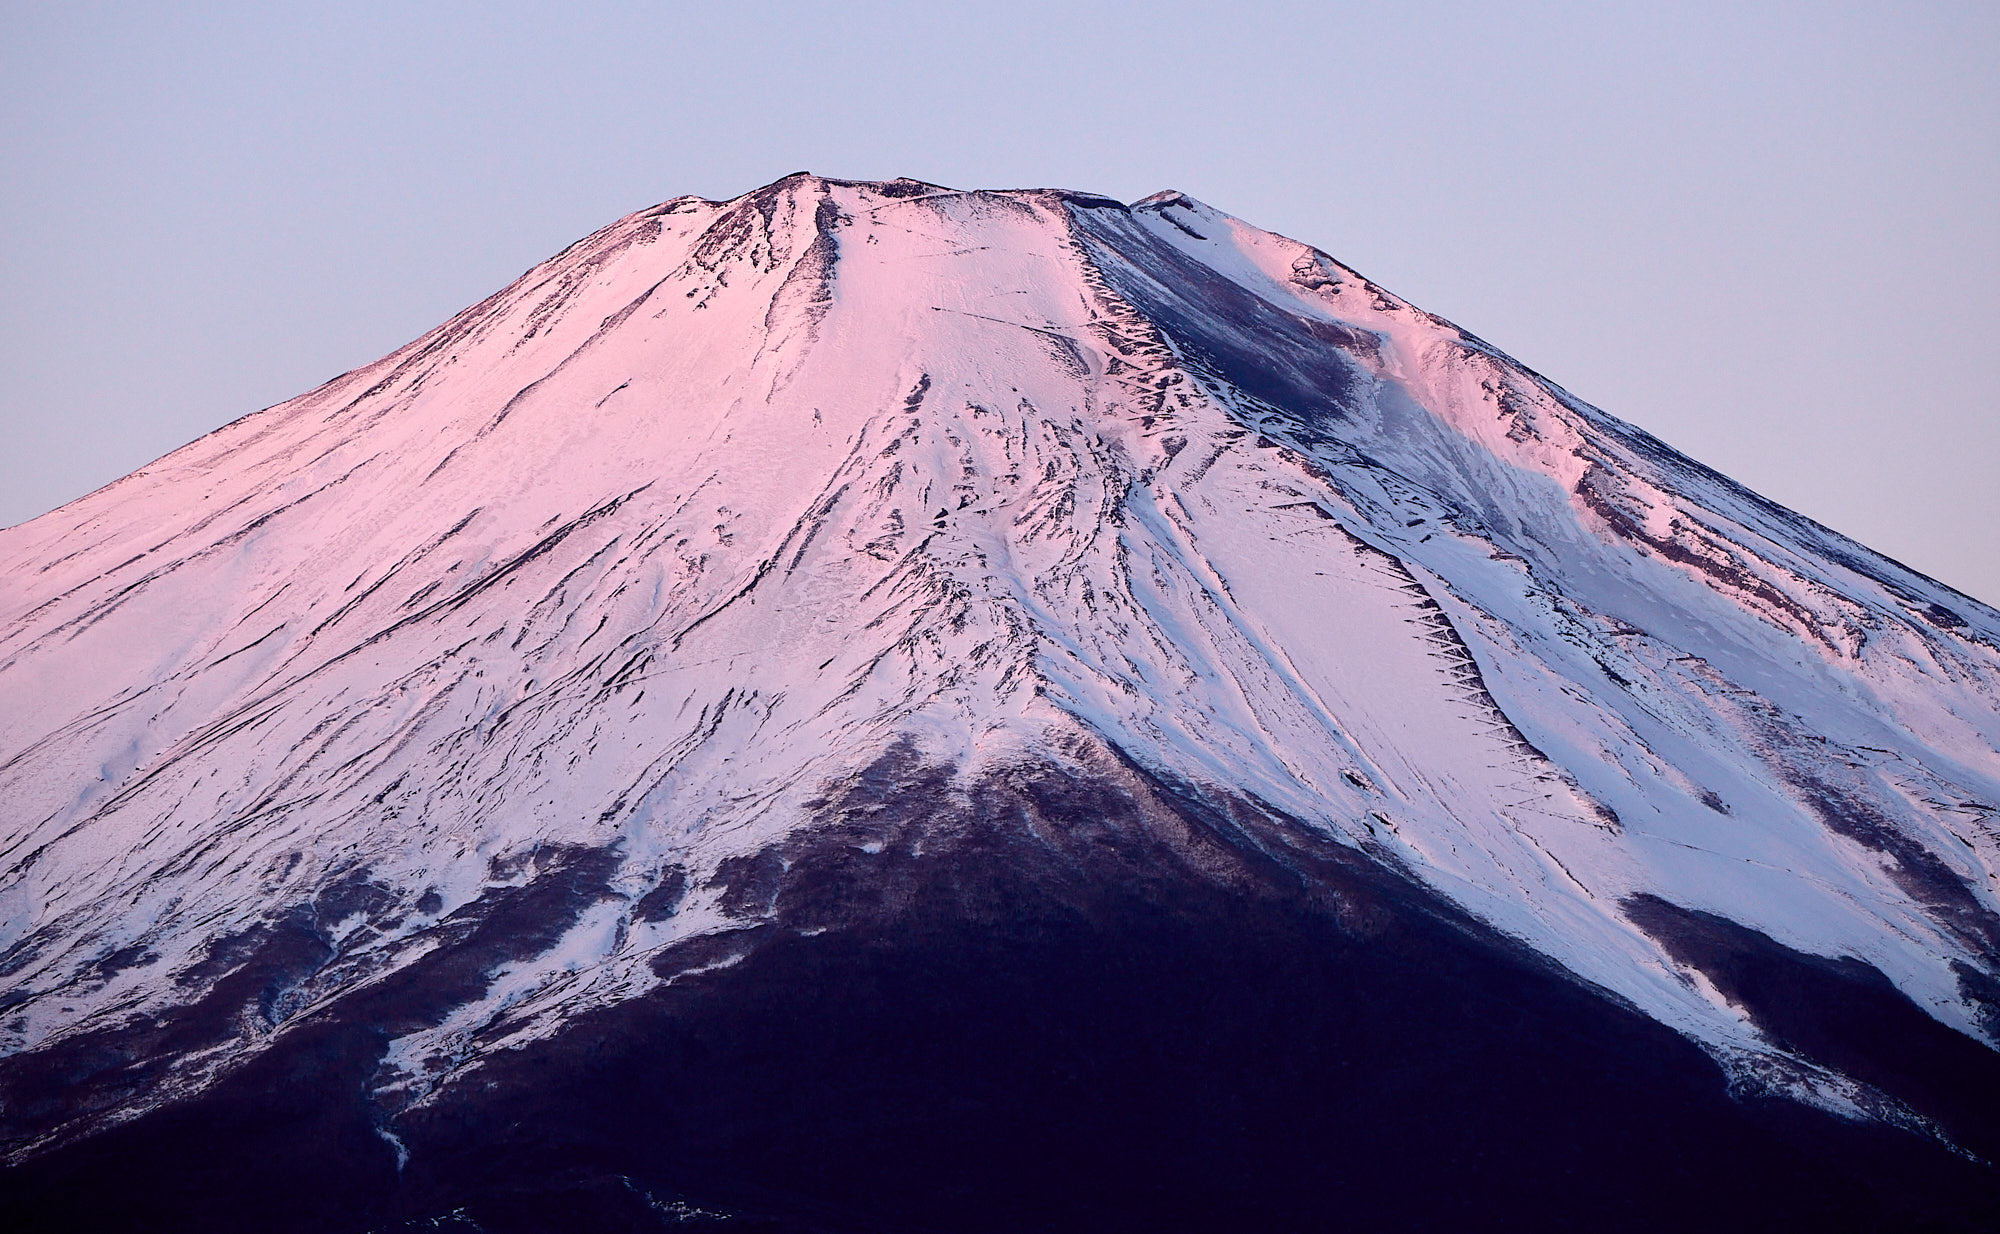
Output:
[
  {"xmin": 4, "ymin": 175, "xmax": 1999, "ymax": 1230},
  {"xmin": 1131, "ymin": 187, "xmax": 1208, "ymax": 212}
]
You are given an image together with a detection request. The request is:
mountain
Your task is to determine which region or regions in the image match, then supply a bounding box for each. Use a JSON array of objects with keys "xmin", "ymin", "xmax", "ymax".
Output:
[{"xmin": 3, "ymin": 172, "xmax": 1999, "ymax": 1231}]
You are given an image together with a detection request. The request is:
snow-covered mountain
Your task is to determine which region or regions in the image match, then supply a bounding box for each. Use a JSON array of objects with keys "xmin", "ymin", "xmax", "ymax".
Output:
[{"xmin": 3, "ymin": 174, "xmax": 1998, "ymax": 1231}]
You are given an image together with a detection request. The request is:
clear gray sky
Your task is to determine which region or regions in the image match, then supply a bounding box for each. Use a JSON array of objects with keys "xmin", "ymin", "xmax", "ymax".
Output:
[{"xmin": 5, "ymin": 2, "xmax": 1996, "ymax": 601}]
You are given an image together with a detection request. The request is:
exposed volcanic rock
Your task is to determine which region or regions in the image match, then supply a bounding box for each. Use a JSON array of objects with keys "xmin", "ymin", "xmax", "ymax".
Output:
[{"xmin": 2, "ymin": 173, "xmax": 1998, "ymax": 1229}]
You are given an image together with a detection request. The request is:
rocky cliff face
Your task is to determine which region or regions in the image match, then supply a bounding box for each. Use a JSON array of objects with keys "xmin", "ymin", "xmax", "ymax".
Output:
[{"xmin": 3, "ymin": 173, "xmax": 1998, "ymax": 1230}]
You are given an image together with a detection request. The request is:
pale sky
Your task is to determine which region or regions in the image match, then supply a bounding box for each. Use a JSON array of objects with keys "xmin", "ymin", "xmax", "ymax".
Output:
[{"xmin": 4, "ymin": 1, "xmax": 1996, "ymax": 601}]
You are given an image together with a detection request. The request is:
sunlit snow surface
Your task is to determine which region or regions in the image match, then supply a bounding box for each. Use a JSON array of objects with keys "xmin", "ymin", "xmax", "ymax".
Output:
[{"xmin": 2, "ymin": 175, "xmax": 1997, "ymax": 1150}]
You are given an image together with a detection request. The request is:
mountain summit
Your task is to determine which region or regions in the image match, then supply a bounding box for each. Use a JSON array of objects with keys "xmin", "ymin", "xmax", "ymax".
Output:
[{"xmin": 4, "ymin": 174, "xmax": 1999, "ymax": 1230}]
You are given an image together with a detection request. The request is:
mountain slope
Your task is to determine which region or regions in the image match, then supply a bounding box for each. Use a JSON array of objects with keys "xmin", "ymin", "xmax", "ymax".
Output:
[{"xmin": 3, "ymin": 173, "xmax": 1999, "ymax": 1230}]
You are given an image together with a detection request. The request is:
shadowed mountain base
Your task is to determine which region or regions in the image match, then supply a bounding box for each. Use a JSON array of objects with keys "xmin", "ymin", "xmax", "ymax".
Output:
[{"xmin": 3, "ymin": 754, "xmax": 1997, "ymax": 1232}]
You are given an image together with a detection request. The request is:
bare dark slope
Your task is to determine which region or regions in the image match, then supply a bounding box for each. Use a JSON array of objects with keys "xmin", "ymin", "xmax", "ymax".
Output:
[{"xmin": 3, "ymin": 747, "xmax": 1996, "ymax": 1233}]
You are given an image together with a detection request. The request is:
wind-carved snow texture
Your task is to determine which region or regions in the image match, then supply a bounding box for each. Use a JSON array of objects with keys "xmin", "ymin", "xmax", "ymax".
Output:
[{"xmin": 2, "ymin": 174, "xmax": 1999, "ymax": 1167}]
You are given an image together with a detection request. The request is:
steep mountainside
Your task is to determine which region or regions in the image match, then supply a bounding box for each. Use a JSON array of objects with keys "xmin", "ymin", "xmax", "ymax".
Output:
[{"xmin": 3, "ymin": 174, "xmax": 1999, "ymax": 1231}]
